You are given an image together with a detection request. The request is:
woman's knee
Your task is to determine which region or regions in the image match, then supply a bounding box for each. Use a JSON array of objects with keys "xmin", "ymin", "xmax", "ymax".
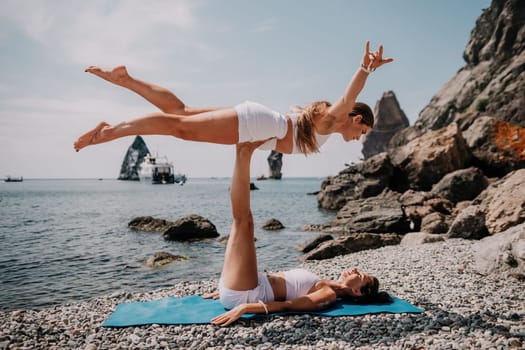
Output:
[{"xmin": 166, "ymin": 114, "xmax": 193, "ymax": 139}]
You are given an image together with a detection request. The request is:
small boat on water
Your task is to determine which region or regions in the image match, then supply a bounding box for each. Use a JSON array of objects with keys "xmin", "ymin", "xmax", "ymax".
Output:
[
  {"xmin": 138, "ymin": 154, "xmax": 186, "ymax": 185},
  {"xmin": 4, "ymin": 176, "xmax": 23, "ymax": 182}
]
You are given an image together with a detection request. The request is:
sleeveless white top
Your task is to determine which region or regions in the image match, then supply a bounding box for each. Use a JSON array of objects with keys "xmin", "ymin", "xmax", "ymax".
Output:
[{"xmin": 283, "ymin": 268, "xmax": 320, "ymax": 300}]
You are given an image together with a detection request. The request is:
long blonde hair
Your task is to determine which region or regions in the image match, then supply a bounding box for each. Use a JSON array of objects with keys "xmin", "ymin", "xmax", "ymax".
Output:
[
  {"xmin": 293, "ymin": 101, "xmax": 332, "ymax": 155},
  {"xmin": 293, "ymin": 101, "xmax": 375, "ymax": 155}
]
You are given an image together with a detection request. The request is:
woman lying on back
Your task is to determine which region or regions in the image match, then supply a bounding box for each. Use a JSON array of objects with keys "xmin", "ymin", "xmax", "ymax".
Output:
[{"xmin": 204, "ymin": 141, "xmax": 391, "ymax": 326}]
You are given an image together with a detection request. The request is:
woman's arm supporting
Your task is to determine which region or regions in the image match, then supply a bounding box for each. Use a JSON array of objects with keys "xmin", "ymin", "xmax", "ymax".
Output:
[
  {"xmin": 328, "ymin": 41, "xmax": 393, "ymax": 120},
  {"xmin": 211, "ymin": 284, "xmax": 337, "ymax": 326}
]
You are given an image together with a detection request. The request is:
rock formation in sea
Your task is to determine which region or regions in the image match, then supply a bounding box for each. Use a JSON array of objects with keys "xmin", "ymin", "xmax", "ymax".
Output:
[
  {"xmin": 310, "ymin": 0, "xmax": 525, "ymax": 263},
  {"xmin": 128, "ymin": 214, "xmax": 220, "ymax": 241},
  {"xmin": 267, "ymin": 151, "xmax": 283, "ymax": 179},
  {"xmin": 118, "ymin": 136, "xmax": 150, "ymax": 181},
  {"xmin": 144, "ymin": 252, "xmax": 188, "ymax": 267},
  {"xmin": 261, "ymin": 218, "xmax": 285, "ymax": 230},
  {"xmin": 362, "ymin": 91, "xmax": 410, "ymax": 159}
]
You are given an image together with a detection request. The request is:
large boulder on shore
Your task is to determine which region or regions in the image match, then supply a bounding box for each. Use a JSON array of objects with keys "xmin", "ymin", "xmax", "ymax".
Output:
[
  {"xmin": 400, "ymin": 232, "xmax": 446, "ymax": 246},
  {"xmin": 163, "ymin": 214, "xmax": 219, "ymax": 241},
  {"xmin": 430, "ymin": 167, "xmax": 489, "ymax": 204},
  {"xmin": 317, "ymin": 152, "xmax": 393, "ymax": 210},
  {"xmin": 473, "ymin": 222, "xmax": 525, "ymax": 279},
  {"xmin": 296, "ymin": 234, "xmax": 334, "ymax": 253},
  {"xmin": 470, "ymin": 169, "xmax": 525, "ymax": 234},
  {"xmin": 328, "ymin": 190, "xmax": 411, "ymax": 234},
  {"xmin": 447, "ymin": 205, "xmax": 489, "ymax": 240},
  {"xmin": 389, "ymin": 123, "xmax": 472, "ymax": 191},
  {"xmin": 362, "ymin": 91, "xmax": 410, "ymax": 159},
  {"xmin": 462, "ymin": 116, "xmax": 525, "ymax": 177},
  {"xmin": 399, "ymin": 190, "xmax": 454, "ymax": 232},
  {"xmin": 302, "ymin": 233, "xmax": 401, "ymax": 261}
]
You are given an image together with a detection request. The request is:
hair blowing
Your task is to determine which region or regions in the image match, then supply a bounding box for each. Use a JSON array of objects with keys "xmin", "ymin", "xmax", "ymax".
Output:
[{"xmin": 294, "ymin": 101, "xmax": 374, "ymax": 155}]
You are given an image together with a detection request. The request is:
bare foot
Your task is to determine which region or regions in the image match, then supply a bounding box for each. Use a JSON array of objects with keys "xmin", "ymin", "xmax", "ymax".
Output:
[
  {"xmin": 74, "ymin": 122, "xmax": 110, "ymax": 152},
  {"xmin": 84, "ymin": 65, "xmax": 130, "ymax": 86}
]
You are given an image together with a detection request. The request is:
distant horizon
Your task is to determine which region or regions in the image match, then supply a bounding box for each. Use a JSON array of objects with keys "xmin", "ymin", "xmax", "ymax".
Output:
[
  {"xmin": 0, "ymin": 0, "xmax": 491, "ymax": 178},
  {"xmin": 2, "ymin": 175, "xmax": 328, "ymax": 180}
]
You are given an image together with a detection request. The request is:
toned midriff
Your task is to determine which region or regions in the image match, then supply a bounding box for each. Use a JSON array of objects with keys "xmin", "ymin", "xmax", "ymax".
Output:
[{"xmin": 266, "ymin": 272, "xmax": 287, "ymax": 301}]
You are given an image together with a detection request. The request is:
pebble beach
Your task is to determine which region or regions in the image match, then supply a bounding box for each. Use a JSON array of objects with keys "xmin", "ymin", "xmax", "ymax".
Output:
[{"xmin": 1, "ymin": 238, "xmax": 523, "ymax": 350}]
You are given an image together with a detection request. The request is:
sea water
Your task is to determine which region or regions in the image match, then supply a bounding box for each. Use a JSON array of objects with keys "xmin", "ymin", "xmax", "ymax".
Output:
[{"xmin": 0, "ymin": 178, "xmax": 334, "ymax": 311}]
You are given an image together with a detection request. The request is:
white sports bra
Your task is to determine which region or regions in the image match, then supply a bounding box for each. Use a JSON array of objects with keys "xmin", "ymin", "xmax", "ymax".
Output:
[{"xmin": 283, "ymin": 268, "xmax": 320, "ymax": 300}]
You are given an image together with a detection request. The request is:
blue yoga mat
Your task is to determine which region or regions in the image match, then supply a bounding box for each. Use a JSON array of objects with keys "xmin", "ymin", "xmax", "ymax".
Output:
[{"xmin": 102, "ymin": 295, "xmax": 423, "ymax": 327}]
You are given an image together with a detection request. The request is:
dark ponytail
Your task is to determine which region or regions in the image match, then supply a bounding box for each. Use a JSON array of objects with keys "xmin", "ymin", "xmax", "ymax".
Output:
[
  {"xmin": 349, "ymin": 102, "xmax": 374, "ymax": 128},
  {"xmin": 341, "ymin": 276, "xmax": 392, "ymax": 304}
]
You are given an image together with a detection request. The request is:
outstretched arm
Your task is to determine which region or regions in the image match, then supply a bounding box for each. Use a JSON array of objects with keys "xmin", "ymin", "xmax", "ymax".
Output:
[
  {"xmin": 328, "ymin": 41, "xmax": 394, "ymax": 120},
  {"xmin": 211, "ymin": 283, "xmax": 336, "ymax": 326}
]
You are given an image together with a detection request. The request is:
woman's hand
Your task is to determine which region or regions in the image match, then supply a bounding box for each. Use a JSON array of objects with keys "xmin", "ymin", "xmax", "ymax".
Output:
[
  {"xmin": 202, "ymin": 291, "xmax": 220, "ymax": 299},
  {"xmin": 211, "ymin": 304, "xmax": 246, "ymax": 327},
  {"xmin": 361, "ymin": 41, "xmax": 394, "ymax": 71}
]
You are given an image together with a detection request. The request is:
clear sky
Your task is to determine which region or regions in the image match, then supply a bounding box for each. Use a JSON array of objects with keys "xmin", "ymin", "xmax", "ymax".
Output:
[{"xmin": 0, "ymin": 0, "xmax": 491, "ymax": 179}]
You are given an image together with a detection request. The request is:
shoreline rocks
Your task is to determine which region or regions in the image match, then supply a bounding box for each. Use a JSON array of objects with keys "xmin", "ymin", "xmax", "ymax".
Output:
[
  {"xmin": 302, "ymin": 233, "xmax": 401, "ymax": 261},
  {"xmin": 129, "ymin": 215, "xmax": 220, "ymax": 241},
  {"xmin": 145, "ymin": 252, "xmax": 188, "ymax": 267},
  {"xmin": 163, "ymin": 215, "xmax": 219, "ymax": 241},
  {"xmin": 261, "ymin": 218, "xmax": 285, "ymax": 230}
]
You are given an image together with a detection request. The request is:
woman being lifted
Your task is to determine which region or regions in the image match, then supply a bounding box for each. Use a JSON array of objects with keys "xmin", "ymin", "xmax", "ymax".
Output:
[
  {"xmin": 205, "ymin": 141, "xmax": 391, "ymax": 326},
  {"xmin": 74, "ymin": 41, "xmax": 393, "ymax": 155}
]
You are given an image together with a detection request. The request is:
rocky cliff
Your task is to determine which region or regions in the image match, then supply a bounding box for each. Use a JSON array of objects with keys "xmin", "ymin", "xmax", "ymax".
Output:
[
  {"xmin": 118, "ymin": 136, "xmax": 150, "ymax": 181},
  {"xmin": 310, "ymin": 0, "xmax": 525, "ymax": 262},
  {"xmin": 415, "ymin": 0, "xmax": 524, "ymax": 132},
  {"xmin": 362, "ymin": 91, "xmax": 409, "ymax": 159}
]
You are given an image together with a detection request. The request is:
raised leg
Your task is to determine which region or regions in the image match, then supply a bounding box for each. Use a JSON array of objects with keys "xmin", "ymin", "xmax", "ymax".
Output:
[
  {"xmin": 73, "ymin": 108, "xmax": 239, "ymax": 151},
  {"xmin": 85, "ymin": 65, "xmax": 221, "ymax": 114},
  {"xmin": 220, "ymin": 142, "xmax": 261, "ymax": 291}
]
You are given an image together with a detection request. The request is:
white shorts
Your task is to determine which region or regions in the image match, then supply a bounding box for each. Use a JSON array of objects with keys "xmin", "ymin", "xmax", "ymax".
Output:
[
  {"xmin": 234, "ymin": 101, "xmax": 288, "ymax": 147},
  {"xmin": 218, "ymin": 272, "xmax": 275, "ymax": 309}
]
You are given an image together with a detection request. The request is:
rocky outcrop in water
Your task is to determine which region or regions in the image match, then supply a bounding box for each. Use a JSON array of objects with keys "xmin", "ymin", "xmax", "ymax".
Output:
[
  {"xmin": 163, "ymin": 215, "xmax": 219, "ymax": 241},
  {"xmin": 362, "ymin": 91, "xmax": 410, "ymax": 159},
  {"xmin": 118, "ymin": 136, "xmax": 150, "ymax": 181},
  {"xmin": 145, "ymin": 252, "xmax": 188, "ymax": 267},
  {"xmin": 128, "ymin": 216, "xmax": 174, "ymax": 232},
  {"xmin": 129, "ymin": 214, "xmax": 220, "ymax": 241},
  {"xmin": 261, "ymin": 218, "xmax": 284, "ymax": 230},
  {"xmin": 267, "ymin": 151, "xmax": 283, "ymax": 179}
]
